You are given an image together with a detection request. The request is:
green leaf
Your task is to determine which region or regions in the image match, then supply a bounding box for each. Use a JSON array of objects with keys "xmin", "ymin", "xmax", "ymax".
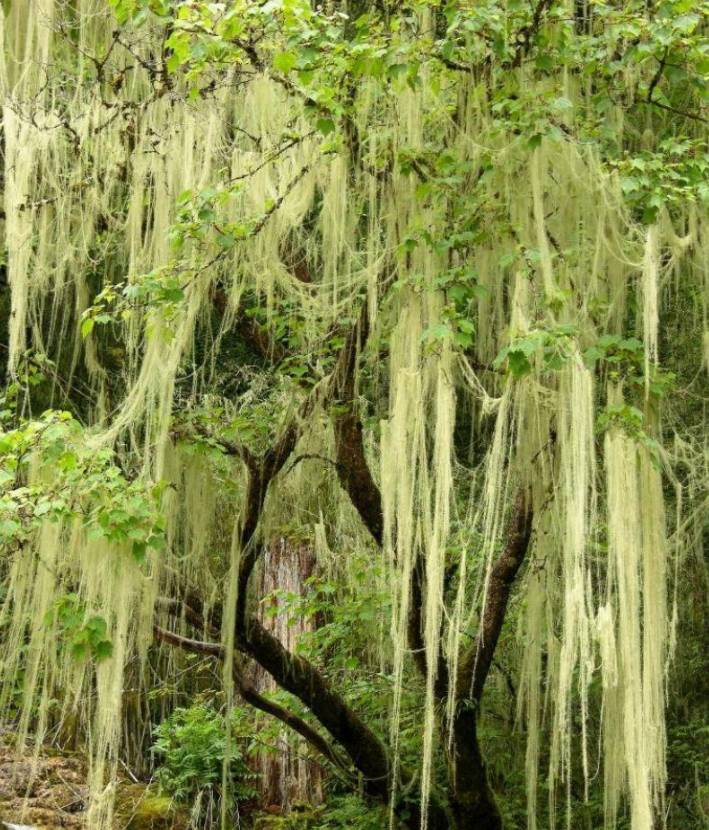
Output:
[
  {"xmin": 583, "ymin": 346, "xmax": 604, "ymax": 366},
  {"xmin": 273, "ymin": 51, "xmax": 298, "ymax": 73},
  {"xmin": 132, "ymin": 541, "xmax": 147, "ymax": 563},
  {"xmin": 415, "ymin": 182, "xmax": 432, "ymax": 200},
  {"xmin": 598, "ymin": 334, "xmax": 621, "ymax": 349},
  {"xmin": 94, "ymin": 640, "xmax": 114, "ymax": 661},
  {"xmin": 618, "ymin": 337, "xmax": 643, "ymax": 353},
  {"xmin": 527, "ymin": 133, "xmax": 543, "ymax": 150},
  {"xmin": 71, "ymin": 642, "xmax": 88, "ymax": 661},
  {"xmin": 507, "ymin": 350, "xmax": 532, "ymax": 379},
  {"xmin": 316, "ymin": 117, "xmax": 336, "ymax": 136},
  {"xmin": 422, "ymin": 323, "xmax": 453, "ymax": 343},
  {"xmin": 492, "ymin": 346, "xmax": 509, "ymax": 370}
]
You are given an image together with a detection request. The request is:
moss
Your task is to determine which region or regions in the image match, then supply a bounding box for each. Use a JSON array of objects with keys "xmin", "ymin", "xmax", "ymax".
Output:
[
  {"xmin": 127, "ymin": 797, "xmax": 180, "ymax": 830},
  {"xmin": 252, "ymin": 804, "xmax": 325, "ymax": 830},
  {"xmin": 115, "ymin": 786, "xmax": 189, "ymax": 830}
]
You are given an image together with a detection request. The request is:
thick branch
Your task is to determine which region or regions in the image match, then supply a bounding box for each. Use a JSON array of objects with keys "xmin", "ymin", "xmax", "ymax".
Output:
[
  {"xmin": 444, "ymin": 489, "xmax": 534, "ymax": 830},
  {"xmin": 458, "ymin": 488, "xmax": 534, "ymax": 703},
  {"xmin": 161, "ymin": 592, "xmax": 397, "ymax": 796},
  {"xmin": 153, "ymin": 626, "xmax": 349, "ymax": 775},
  {"xmin": 332, "ymin": 373, "xmax": 384, "ymax": 546},
  {"xmin": 409, "ymin": 554, "xmax": 449, "ymax": 702},
  {"xmin": 242, "ymin": 619, "xmax": 391, "ymax": 796},
  {"xmin": 182, "ymin": 259, "xmax": 452, "ymax": 824},
  {"xmin": 243, "ymin": 618, "xmax": 449, "ymax": 829},
  {"xmin": 156, "ymin": 613, "xmax": 449, "ymax": 827}
]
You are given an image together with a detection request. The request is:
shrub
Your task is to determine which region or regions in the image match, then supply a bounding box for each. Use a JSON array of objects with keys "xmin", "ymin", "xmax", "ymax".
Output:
[{"xmin": 151, "ymin": 704, "xmax": 257, "ymax": 825}]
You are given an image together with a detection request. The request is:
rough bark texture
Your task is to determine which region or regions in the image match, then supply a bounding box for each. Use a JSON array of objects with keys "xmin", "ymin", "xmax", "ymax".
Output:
[{"xmin": 252, "ymin": 537, "xmax": 324, "ymax": 808}]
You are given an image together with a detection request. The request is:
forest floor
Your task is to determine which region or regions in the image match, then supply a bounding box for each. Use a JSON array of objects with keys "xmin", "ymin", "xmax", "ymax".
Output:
[
  {"xmin": 0, "ymin": 737, "xmax": 319, "ymax": 830},
  {"xmin": 0, "ymin": 740, "xmax": 86, "ymax": 829},
  {"xmin": 0, "ymin": 739, "xmax": 187, "ymax": 830}
]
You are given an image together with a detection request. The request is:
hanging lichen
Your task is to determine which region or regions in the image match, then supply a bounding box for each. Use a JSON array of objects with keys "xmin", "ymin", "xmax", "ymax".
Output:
[{"xmin": 2, "ymin": 3, "xmax": 706, "ymax": 830}]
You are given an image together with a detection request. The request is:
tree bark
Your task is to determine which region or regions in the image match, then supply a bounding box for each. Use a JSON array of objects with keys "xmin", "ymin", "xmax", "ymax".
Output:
[
  {"xmin": 449, "ymin": 489, "xmax": 534, "ymax": 830},
  {"xmin": 253, "ymin": 537, "xmax": 325, "ymax": 807},
  {"xmin": 450, "ymin": 707, "xmax": 504, "ymax": 830}
]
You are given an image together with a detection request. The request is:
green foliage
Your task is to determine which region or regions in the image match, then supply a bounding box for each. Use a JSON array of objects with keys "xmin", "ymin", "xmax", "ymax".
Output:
[
  {"xmin": 44, "ymin": 595, "xmax": 113, "ymax": 662},
  {"xmin": 152, "ymin": 704, "xmax": 258, "ymax": 811},
  {"xmin": 253, "ymin": 795, "xmax": 387, "ymax": 830},
  {"xmin": 493, "ymin": 324, "xmax": 579, "ymax": 379},
  {"xmin": 0, "ymin": 411, "xmax": 165, "ymax": 560},
  {"xmin": 258, "ymin": 555, "xmax": 431, "ymax": 778},
  {"xmin": 265, "ymin": 568, "xmax": 390, "ymax": 672},
  {"xmin": 584, "ymin": 333, "xmax": 675, "ymax": 395},
  {"xmin": 0, "ymin": 351, "xmax": 54, "ymax": 424},
  {"xmin": 611, "ymin": 140, "xmax": 709, "ymax": 224}
]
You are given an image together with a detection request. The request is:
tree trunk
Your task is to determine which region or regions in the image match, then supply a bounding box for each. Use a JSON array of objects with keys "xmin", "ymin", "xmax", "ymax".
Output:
[
  {"xmin": 252, "ymin": 536, "xmax": 324, "ymax": 809},
  {"xmin": 446, "ymin": 491, "xmax": 534, "ymax": 830},
  {"xmin": 449, "ymin": 707, "xmax": 503, "ymax": 830}
]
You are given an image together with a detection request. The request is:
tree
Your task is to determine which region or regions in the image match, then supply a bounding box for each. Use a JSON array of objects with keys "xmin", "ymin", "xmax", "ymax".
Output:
[{"xmin": 2, "ymin": 2, "xmax": 709, "ymax": 830}]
